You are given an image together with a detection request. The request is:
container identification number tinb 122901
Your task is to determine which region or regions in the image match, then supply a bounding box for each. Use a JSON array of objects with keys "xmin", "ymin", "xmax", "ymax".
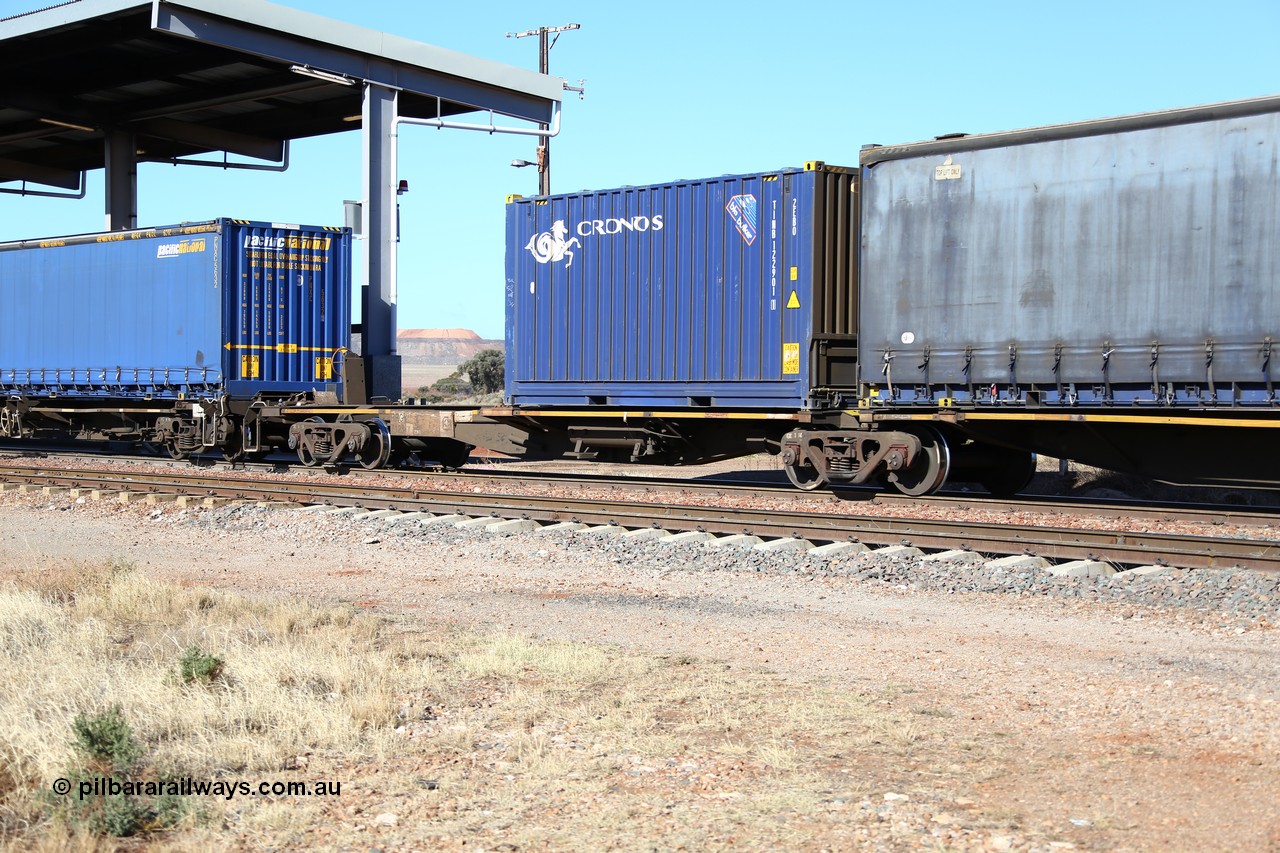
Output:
[{"xmin": 769, "ymin": 199, "xmax": 778, "ymax": 310}]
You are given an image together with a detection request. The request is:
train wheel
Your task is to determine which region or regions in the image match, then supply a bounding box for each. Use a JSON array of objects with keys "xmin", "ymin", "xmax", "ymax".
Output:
[
  {"xmin": 356, "ymin": 431, "xmax": 387, "ymax": 469},
  {"xmin": 222, "ymin": 426, "xmax": 247, "ymax": 463},
  {"xmin": 784, "ymin": 452, "xmax": 829, "ymax": 491},
  {"xmin": 782, "ymin": 435, "xmax": 829, "ymax": 491},
  {"xmin": 785, "ymin": 462, "xmax": 827, "ymax": 491},
  {"xmin": 980, "ymin": 449, "xmax": 1037, "ymax": 497},
  {"xmin": 356, "ymin": 419, "xmax": 392, "ymax": 470},
  {"xmin": 165, "ymin": 438, "xmax": 190, "ymax": 461},
  {"xmin": 887, "ymin": 426, "xmax": 951, "ymax": 497},
  {"xmin": 438, "ymin": 441, "xmax": 472, "ymax": 470}
]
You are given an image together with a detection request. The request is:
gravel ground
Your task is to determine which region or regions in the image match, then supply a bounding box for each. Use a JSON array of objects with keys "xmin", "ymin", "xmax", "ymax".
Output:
[{"xmin": 2, "ymin": 486, "xmax": 1279, "ymax": 850}]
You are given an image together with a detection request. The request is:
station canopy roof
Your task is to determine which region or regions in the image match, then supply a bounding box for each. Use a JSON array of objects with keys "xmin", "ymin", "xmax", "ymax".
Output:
[{"xmin": 0, "ymin": 0, "xmax": 563, "ymax": 190}]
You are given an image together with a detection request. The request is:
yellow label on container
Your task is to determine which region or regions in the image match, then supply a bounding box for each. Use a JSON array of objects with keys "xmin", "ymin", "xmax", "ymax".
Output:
[
  {"xmin": 286, "ymin": 236, "xmax": 331, "ymax": 250},
  {"xmin": 790, "ymin": 266, "xmax": 798, "ymax": 281},
  {"xmin": 786, "ymin": 291, "xmax": 801, "ymax": 309},
  {"xmin": 782, "ymin": 343, "xmax": 800, "ymax": 375},
  {"xmin": 241, "ymin": 355, "xmax": 260, "ymax": 378},
  {"xmin": 315, "ymin": 357, "xmax": 334, "ymax": 380}
]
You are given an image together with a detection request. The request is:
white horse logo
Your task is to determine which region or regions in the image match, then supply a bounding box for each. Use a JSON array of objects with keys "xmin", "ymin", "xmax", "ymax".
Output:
[{"xmin": 525, "ymin": 220, "xmax": 581, "ymax": 268}]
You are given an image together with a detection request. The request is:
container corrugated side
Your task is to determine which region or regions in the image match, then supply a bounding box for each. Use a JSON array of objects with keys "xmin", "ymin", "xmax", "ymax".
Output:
[
  {"xmin": 505, "ymin": 165, "xmax": 855, "ymax": 408},
  {"xmin": 857, "ymin": 104, "xmax": 1280, "ymax": 406},
  {"xmin": 0, "ymin": 219, "xmax": 351, "ymax": 399}
]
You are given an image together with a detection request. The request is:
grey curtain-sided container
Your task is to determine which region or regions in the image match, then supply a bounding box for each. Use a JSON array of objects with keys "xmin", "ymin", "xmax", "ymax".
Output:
[{"xmin": 858, "ymin": 96, "xmax": 1280, "ymax": 407}]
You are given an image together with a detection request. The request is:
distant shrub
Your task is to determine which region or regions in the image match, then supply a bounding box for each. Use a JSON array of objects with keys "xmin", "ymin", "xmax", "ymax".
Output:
[
  {"xmin": 99, "ymin": 789, "xmax": 144, "ymax": 837},
  {"xmin": 459, "ymin": 349, "xmax": 505, "ymax": 395},
  {"xmin": 431, "ymin": 374, "xmax": 467, "ymax": 395}
]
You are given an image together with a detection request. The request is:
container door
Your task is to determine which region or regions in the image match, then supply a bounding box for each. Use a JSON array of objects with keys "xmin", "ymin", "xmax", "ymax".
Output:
[
  {"xmin": 801, "ymin": 166, "xmax": 859, "ymax": 394},
  {"xmin": 222, "ymin": 221, "xmax": 351, "ymax": 396}
]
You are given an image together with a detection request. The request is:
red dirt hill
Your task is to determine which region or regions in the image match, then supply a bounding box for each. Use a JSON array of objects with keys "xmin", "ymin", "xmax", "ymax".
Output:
[{"xmin": 397, "ymin": 329, "xmax": 503, "ymax": 364}]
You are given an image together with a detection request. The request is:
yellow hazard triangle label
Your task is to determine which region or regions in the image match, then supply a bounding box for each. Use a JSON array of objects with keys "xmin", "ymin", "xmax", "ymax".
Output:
[{"xmin": 785, "ymin": 291, "xmax": 801, "ymax": 309}]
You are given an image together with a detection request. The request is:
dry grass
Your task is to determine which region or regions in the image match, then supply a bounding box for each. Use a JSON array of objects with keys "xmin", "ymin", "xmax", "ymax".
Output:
[
  {"xmin": 0, "ymin": 559, "xmax": 438, "ymax": 847},
  {"xmin": 1, "ymin": 561, "xmax": 427, "ymax": 780},
  {"xmin": 1, "ymin": 560, "xmax": 945, "ymax": 850}
]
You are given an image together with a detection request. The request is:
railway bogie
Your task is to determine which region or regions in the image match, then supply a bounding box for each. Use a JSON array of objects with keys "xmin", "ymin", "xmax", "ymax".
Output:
[
  {"xmin": 780, "ymin": 427, "xmax": 936, "ymax": 493},
  {"xmin": 154, "ymin": 406, "xmax": 237, "ymax": 461},
  {"xmin": 288, "ymin": 418, "xmax": 371, "ymax": 468},
  {"xmin": 777, "ymin": 424, "xmax": 1036, "ymax": 497},
  {"xmin": 0, "ymin": 392, "xmax": 484, "ymax": 471}
]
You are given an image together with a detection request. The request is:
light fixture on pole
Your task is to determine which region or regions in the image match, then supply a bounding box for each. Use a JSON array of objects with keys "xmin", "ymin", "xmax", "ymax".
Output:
[{"xmin": 506, "ymin": 23, "xmax": 580, "ymax": 196}]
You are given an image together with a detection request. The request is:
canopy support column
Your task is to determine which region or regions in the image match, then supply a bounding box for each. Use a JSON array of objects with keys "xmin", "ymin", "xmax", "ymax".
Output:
[
  {"xmin": 361, "ymin": 79, "xmax": 401, "ymax": 402},
  {"xmin": 104, "ymin": 127, "xmax": 137, "ymax": 231}
]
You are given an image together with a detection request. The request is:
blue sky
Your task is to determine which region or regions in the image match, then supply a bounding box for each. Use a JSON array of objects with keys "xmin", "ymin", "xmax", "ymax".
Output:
[{"xmin": 1, "ymin": 0, "xmax": 1277, "ymax": 338}]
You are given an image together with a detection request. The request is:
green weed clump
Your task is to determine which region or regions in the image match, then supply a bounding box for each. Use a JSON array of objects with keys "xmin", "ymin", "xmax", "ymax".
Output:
[
  {"xmin": 178, "ymin": 645, "xmax": 225, "ymax": 685},
  {"xmin": 63, "ymin": 706, "xmax": 145, "ymax": 837},
  {"xmin": 71, "ymin": 705, "xmax": 139, "ymax": 769}
]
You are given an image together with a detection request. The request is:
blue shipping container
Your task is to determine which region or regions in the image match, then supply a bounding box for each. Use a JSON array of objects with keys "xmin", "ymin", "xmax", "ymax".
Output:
[
  {"xmin": 505, "ymin": 164, "xmax": 857, "ymax": 408},
  {"xmin": 0, "ymin": 219, "xmax": 351, "ymax": 399}
]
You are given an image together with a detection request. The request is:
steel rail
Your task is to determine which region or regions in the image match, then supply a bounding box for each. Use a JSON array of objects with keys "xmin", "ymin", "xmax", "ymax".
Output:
[
  {"xmin": 3, "ymin": 447, "xmax": 1279, "ymax": 529},
  {"xmin": 387, "ymin": 469, "xmax": 1280, "ymax": 529},
  {"xmin": 2, "ymin": 464, "xmax": 1278, "ymax": 572}
]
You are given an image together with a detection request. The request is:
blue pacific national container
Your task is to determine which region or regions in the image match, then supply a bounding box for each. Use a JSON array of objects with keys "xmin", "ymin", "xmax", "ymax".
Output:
[
  {"xmin": 0, "ymin": 219, "xmax": 351, "ymax": 399},
  {"xmin": 505, "ymin": 163, "xmax": 859, "ymax": 408}
]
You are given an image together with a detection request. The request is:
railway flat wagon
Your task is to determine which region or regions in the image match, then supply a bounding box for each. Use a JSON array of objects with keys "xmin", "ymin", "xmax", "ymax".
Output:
[
  {"xmin": 495, "ymin": 164, "xmax": 860, "ymax": 464},
  {"xmin": 0, "ymin": 219, "xmax": 352, "ymax": 458},
  {"xmin": 491, "ymin": 96, "xmax": 1280, "ymax": 493}
]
